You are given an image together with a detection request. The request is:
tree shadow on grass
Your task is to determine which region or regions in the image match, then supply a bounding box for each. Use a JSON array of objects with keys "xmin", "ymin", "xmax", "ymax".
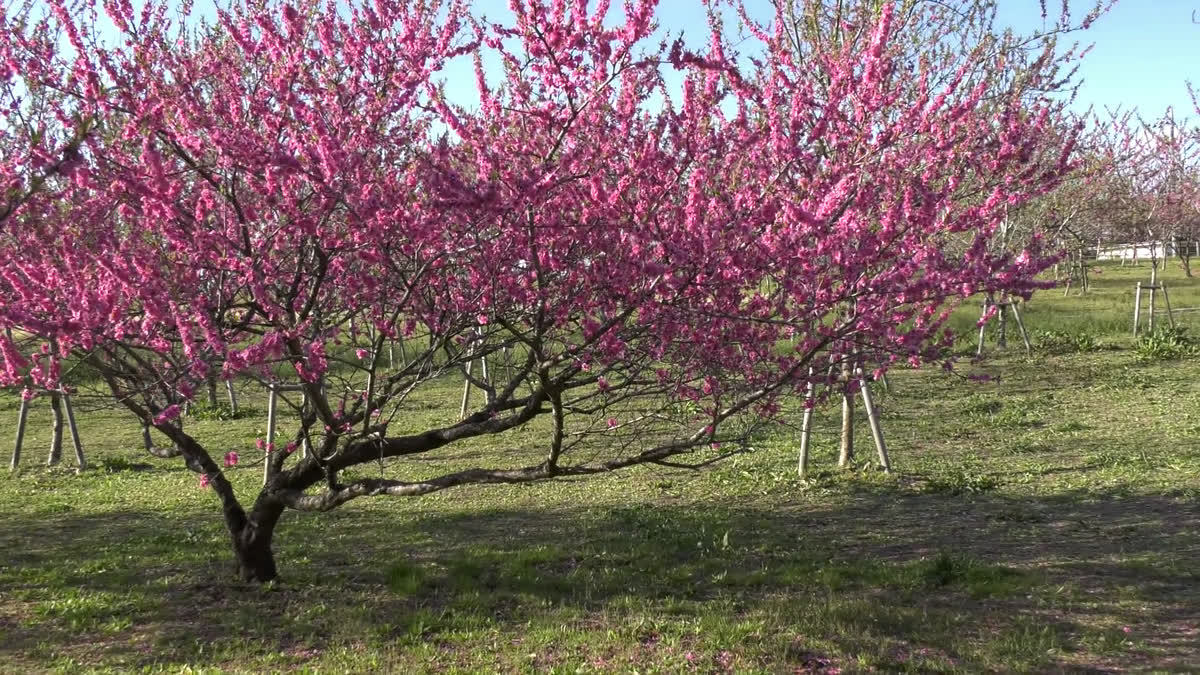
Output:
[{"xmin": 0, "ymin": 486, "xmax": 1196, "ymax": 672}]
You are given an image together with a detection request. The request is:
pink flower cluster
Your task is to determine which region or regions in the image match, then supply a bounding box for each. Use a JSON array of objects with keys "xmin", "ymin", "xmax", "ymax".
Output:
[{"xmin": 0, "ymin": 0, "xmax": 1077, "ymax": 449}]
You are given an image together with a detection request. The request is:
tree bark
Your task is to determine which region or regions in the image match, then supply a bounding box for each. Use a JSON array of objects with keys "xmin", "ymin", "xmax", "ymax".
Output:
[
  {"xmin": 47, "ymin": 391, "xmax": 64, "ymax": 466},
  {"xmin": 838, "ymin": 361, "xmax": 854, "ymax": 467},
  {"xmin": 230, "ymin": 501, "xmax": 283, "ymax": 582}
]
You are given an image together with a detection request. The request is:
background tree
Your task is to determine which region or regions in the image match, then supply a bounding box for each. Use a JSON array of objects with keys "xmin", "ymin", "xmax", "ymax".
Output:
[
  {"xmin": 1087, "ymin": 109, "xmax": 1200, "ymax": 281},
  {"xmin": 1, "ymin": 0, "xmax": 1081, "ymax": 581}
]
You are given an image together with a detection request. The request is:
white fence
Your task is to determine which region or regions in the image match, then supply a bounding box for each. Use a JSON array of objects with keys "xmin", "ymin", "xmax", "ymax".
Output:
[{"xmin": 1095, "ymin": 240, "xmax": 1198, "ymax": 261}]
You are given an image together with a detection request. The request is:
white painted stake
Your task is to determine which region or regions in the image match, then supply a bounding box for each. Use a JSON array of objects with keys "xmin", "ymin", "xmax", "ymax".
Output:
[
  {"xmin": 225, "ymin": 379, "xmax": 239, "ymax": 414},
  {"xmin": 797, "ymin": 369, "xmax": 815, "ymax": 479},
  {"xmin": 10, "ymin": 395, "xmax": 30, "ymax": 471},
  {"xmin": 857, "ymin": 368, "xmax": 891, "ymax": 474},
  {"xmin": 1133, "ymin": 282, "xmax": 1143, "ymax": 336},
  {"xmin": 63, "ymin": 394, "xmax": 86, "ymax": 470},
  {"xmin": 264, "ymin": 385, "xmax": 278, "ymax": 486}
]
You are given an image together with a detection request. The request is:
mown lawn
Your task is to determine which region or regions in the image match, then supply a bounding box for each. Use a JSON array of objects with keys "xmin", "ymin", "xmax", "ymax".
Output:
[{"xmin": 2, "ymin": 260, "xmax": 1199, "ymax": 673}]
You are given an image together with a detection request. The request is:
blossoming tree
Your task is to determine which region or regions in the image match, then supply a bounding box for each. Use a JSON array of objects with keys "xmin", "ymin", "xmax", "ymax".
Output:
[
  {"xmin": 1093, "ymin": 110, "xmax": 1200, "ymax": 278},
  {"xmin": 1, "ymin": 0, "xmax": 1083, "ymax": 581}
]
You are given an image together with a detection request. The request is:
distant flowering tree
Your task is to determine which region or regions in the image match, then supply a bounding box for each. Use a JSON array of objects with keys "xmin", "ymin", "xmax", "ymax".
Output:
[
  {"xmin": 1088, "ymin": 109, "xmax": 1200, "ymax": 277},
  {"xmin": 1, "ymin": 0, "xmax": 1085, "ymax": 581}
]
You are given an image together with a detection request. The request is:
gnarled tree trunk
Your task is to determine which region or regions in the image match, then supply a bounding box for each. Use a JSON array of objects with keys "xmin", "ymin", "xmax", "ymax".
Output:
[{"xmin": 229, "ymin": 501, "xmax": 283, "ymax": 582}]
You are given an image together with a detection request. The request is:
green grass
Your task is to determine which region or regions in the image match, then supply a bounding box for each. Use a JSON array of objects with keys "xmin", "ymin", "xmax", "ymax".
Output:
[
  {"xmin": 2, "ymin": 260, "xmax": 1199, "ymax": 673},
  {"xmin": 947, "ymin": 257, "xmax": 1200, "ymax": 343}
]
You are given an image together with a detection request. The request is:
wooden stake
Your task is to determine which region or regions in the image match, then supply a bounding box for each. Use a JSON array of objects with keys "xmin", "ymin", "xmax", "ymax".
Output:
[
  {"xmin": 10, "ymin": 395, "xmax": 29, "ymax": 471},
  {"xmin": 838, "ymin": 361, "xmax": 854, "ymax": 468},
  {"xmin": 63, "ymin": 394, "xmax": 86, "ymax": 470},
  {"xmin": 459, "ymin": 359, "xmax": 474, "ymax": 420},
  {"xmin": 1133, "ymin": 282, "xmax": 1142, "ymax": 336},
  {"xmin": 300, "ymin": 392, "xmax": 310, "ymax": 459},
  {"xmin": 225, "ymin": 379, "xmax": 239, "ymax": 414},
  {"xmin": 1162, "ymin": 282, "xmax": 1176, "ymax": 329},
  {"xmin": 976, "ymin": 297, "xmax": 988, "ymax": 357},
  {"xmin": 265, "ymin": 385, "xmax": 278, "ymax": 486},
  {"xmin": 1009, "ymin": 301, "xmax": 1032, "ymax": 355},
  {"xmin": 1148, "ymin": 267, "xmax": 1157, "ymax": 333},
  {"xmin": 797, "ymin": 369, "xmax": 815, "ymax": 479},
  {"xmin": 996, "ymin": 297, "xmax": 1008, "ymax": 349},
  {"xmin": 857, "ymin": 367, "xmax": 891, "ymax": 473}
]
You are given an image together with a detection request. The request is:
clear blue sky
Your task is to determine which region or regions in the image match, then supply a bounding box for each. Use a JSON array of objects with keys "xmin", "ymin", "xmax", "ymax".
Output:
[{"xmin": 996, "ymin": 0, "xmax": 1200, "ymax": 119}]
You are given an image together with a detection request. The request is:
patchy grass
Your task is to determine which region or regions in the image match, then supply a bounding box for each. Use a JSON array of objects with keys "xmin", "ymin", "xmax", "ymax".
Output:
[
  {"xmin": 948, "ymin": 258, "xmax": 1200, "ymax": 351},
  {"xmin": 1, "ymin": 261, "xmax": 1199, "ymax": 673}
]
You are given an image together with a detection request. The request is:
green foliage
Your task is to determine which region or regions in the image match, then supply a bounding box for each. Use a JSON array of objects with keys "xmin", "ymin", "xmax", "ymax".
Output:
[
  {"xmin": 1134, "ymin": 326, "xmax": 1198, "ymax": 361},
  {"xmin": 914, "ymin": 553, "xmax": 1030, "ymax": 597},
  {"xmin": 961, "ymin": 394, "xmax": 1041, "ymax": 428},
  {"xmin": 96, "ymin": 455, "xmax": 149, "ymax": 473},
  {"xmin": 385, "ymin": 561, "xmax": 427, "ymax": 595},
  {"xmin": 922, "ymin": 468, "xmax": 1002, "ymax": 495},
  {"xmin": 188, "ymin": 402, "xmax": 260, "ymax": 421},
  {"xmin": 1034, "ymin": 329, "xmax": 1099, "ymax": 354}
]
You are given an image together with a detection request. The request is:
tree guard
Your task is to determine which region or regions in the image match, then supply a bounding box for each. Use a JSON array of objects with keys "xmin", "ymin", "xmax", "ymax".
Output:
[
  {"xmin": 9, "ymin": 390, "xmax": 86, "ymax": 472},
  {"xmin": 797, "ymin": 361, "xmax": 891, "ymax": 479}
]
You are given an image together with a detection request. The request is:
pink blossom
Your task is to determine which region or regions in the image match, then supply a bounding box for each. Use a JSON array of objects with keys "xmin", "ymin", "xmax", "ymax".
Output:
[
  {"xmin": 223, "ymin": 451, "xmax": 239, "ymax": 467},
  {"xmin": 198, "ymin": 474, "xmax": 211, "ymax": 489},
  {"xmin": 154, "ymin": 405, "xmax": 181, "ymax": 425}
]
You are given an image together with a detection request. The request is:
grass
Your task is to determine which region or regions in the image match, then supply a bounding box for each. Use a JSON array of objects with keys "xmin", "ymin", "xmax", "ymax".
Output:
[{"xmin": 1, "ymin": 260, "xmax": 1199, "ymax": 673}]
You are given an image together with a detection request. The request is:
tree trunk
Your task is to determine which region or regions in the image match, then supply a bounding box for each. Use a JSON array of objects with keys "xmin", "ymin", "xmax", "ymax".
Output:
[
  {"xmin": 207, "ymin": 375, "xmax": 219, "ymax": 407},
  {"xmin": 47, "ymin": 391, "xmax": 64, "ymax": 466},
  {"xmin": 230, "ymin": 503, "xmax": 283, "ymax": 582},
  {"xmin": 1180, "ymin": 253, "xmax": 1193, "ymax": 278},
  {"xmin": 838, "ymin": 361, "xmax": 854, "ymax": 467}
]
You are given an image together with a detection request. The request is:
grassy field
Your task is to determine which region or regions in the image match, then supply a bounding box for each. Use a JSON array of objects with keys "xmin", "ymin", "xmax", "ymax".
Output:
[{"xmin": 2, "ymin": 261, "xmax": 1200, "ymax": 673}]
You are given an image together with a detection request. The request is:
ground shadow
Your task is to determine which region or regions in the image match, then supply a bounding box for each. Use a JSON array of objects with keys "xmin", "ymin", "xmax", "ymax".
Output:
[{"xmin": 1, "ymin": 482, "xmax": 1197, "ymax": 672}]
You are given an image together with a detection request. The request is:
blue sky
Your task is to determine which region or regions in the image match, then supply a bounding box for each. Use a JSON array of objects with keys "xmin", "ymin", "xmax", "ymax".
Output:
[{"xmin": 995, "ymin": 0, "xmax": 1200, "ymax": 119}]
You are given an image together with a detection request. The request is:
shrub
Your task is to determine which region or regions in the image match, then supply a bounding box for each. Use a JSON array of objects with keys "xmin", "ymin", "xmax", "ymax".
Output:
[
  {"xmin": 1134, "ymin": 327, "xmax": 1198, "ymax": 362},
  {"xmin": 1033, "ymin": 329, "xmax": 1098, "ymax": 354}
]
